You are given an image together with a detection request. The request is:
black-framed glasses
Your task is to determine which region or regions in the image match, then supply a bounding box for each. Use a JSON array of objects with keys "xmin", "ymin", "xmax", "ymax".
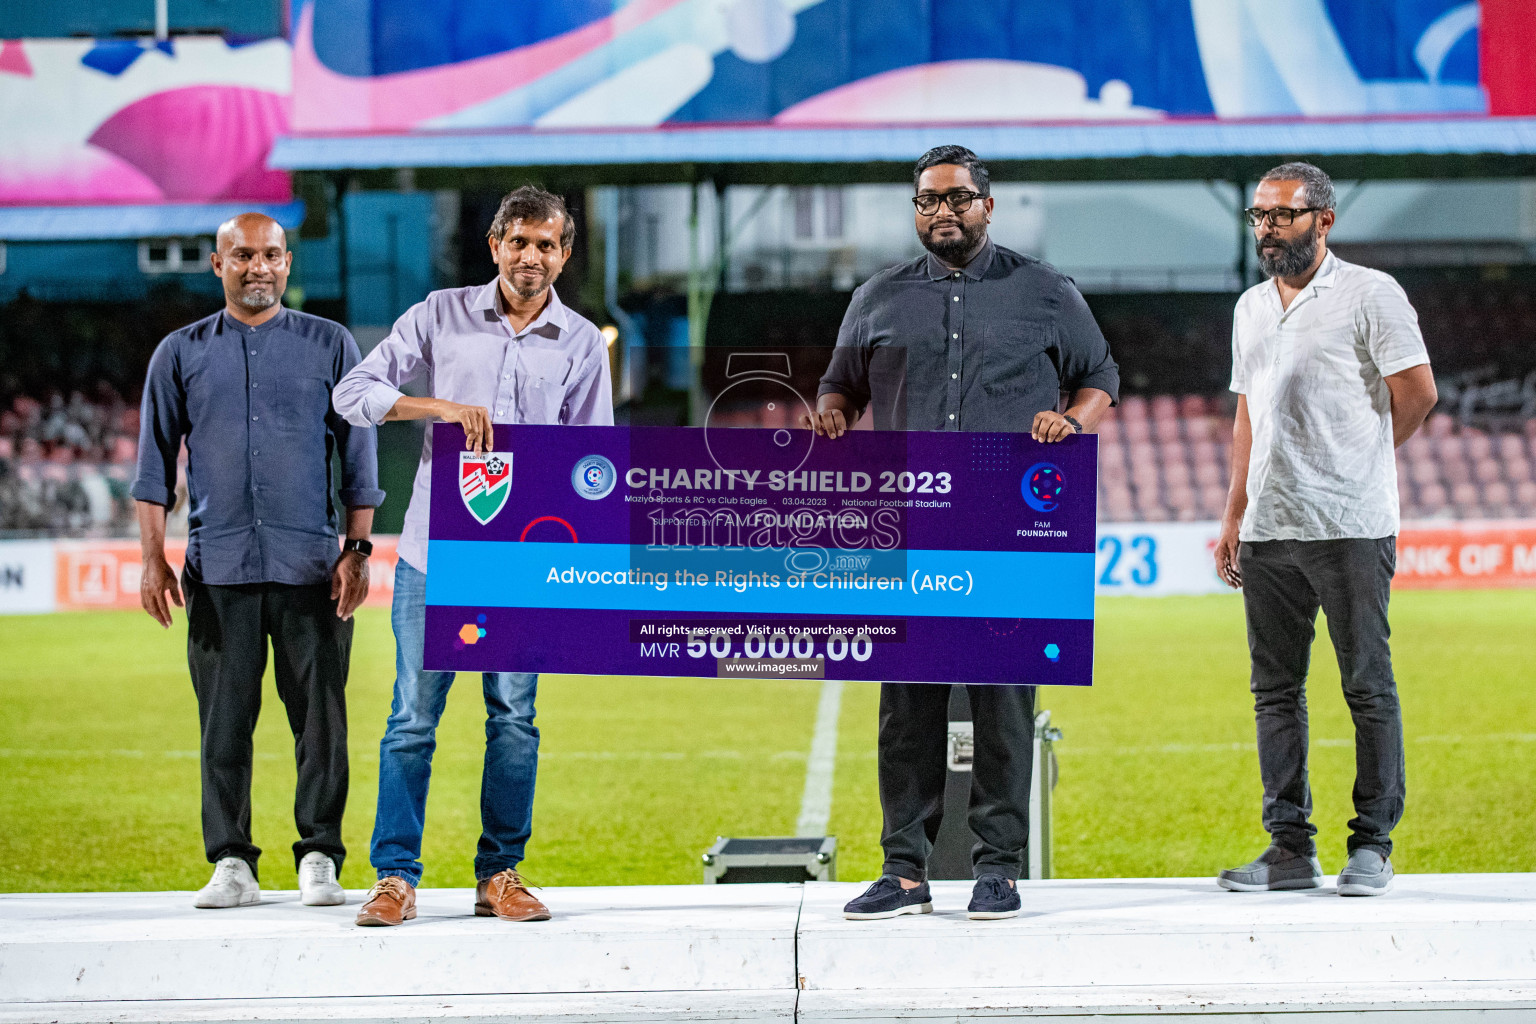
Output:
[
  {"xmin": 1244, "ymin": 206, "xmax": 1322, "ymax": 227},
  {"xmin": 913, "ymin": 190, "xmax": 987, "ymax": 215}
]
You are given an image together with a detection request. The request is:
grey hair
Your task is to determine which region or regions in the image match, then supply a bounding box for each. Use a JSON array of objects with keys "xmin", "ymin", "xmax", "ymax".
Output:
[
  {"xmin": 1259, "ymin": 161, "xmax": 1336, "ymax": 210},
  {"xmin": 488, "ymin": 185, "xmax": 575, "ymax": 248}
]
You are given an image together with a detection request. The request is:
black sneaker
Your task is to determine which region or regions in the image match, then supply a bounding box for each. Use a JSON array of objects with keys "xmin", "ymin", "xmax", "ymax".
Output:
[
  {"xmin": 967, "ymin": 874, "xmax": 1021, "ymax": 920},
  {"xmin": 842, "ymin": 875, "xmax": 933, "ymax": 920}
]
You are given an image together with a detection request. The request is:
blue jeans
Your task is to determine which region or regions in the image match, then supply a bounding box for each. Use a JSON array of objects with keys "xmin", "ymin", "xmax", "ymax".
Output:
[{"xmin": 370, "ymin": 560, "xmax": 539, "ymax": 884}]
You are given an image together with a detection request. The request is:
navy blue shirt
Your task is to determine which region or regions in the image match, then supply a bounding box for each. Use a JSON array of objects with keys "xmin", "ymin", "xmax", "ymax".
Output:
[{"xmin": 132, "ymin": 308, "xmax": 386, "ymax": 586}]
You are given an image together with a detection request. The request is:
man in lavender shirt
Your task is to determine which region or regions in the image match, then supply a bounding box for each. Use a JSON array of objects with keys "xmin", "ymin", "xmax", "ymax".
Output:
[{"xmin": 333, "ymin": 186, "xmax": 613, "ymax": 926}]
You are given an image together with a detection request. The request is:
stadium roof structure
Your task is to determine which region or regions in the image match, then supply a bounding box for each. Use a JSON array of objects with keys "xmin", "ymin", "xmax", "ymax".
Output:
[
  {"xmin": 0, "ymin": 201, "xmax": 307, "ymax": 242},
  {"xmin": 268, "ymin": 117, "xmax": 1536, "ymax": 187}
]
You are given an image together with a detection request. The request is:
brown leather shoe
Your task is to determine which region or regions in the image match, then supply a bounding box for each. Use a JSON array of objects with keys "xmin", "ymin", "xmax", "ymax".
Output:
[
  {"xmin": 475, "ymin": 869, "xmax": 550, "ymax": 921},
  {"xmin": 355, "ymin": 876, "xmax": 416, "ymax": 926}
]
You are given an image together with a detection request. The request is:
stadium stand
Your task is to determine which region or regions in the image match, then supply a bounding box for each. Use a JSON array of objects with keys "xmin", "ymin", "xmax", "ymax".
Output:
[
  {"xmin": 0, "ymin": 388, "xmax": 144, "ymax": 535},
  {"xmin": 1095, "ymin": 396, "xmax": 1536, "ymax": 523},
  {"xmin": 703, "ymin": 384, "xmax": 1536, "ymax": 523},
  {"xmin": 1096, "ymin": 395, "xmax": 1231, "ymax": 524}
]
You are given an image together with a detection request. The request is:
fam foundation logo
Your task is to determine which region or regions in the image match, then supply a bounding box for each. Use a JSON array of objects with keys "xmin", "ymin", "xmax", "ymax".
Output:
[
  {"xmin": 461, "ymin": 452, "xmax": 513, "ymax": 525},
  {"xmin": 571, "ymin": 454, "xmax": 617, "ymax": 500},
  {"xmin": 1022, "ymin": 462, "xmax": 1066, "ymax": 513}
]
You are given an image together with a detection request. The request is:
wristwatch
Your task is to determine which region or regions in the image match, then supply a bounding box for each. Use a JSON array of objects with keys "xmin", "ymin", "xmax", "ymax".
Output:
[
  {"xmin": 1062, "ymin": 415, "xmax": 1084, "ymax": 434},
  {"xmin": 342, "ymin": 538, "xmax": 374, "ymax": 557}
]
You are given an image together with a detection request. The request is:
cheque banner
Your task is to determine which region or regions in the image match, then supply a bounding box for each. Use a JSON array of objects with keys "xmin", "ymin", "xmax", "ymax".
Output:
[{"xmin": 424, "ymin": 424, "xmax": 1098, "ymax": 685}]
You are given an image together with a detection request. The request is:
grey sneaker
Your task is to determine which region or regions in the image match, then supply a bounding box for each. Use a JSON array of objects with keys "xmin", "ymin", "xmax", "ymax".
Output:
[
  {"xmin": 1336, "ymin": 849, "xmax": 1393, "ymax": 896},
  {"xmin": 298, "ymin": 851, "xmax": 346, "ymax": 906},
  {"xmin": 194, "ymin": 857, "xmax": 260, "ymax": 908},
  {"xmin": 1217, "ymin": 844, "xmax": 1324, "ymax": 892}
]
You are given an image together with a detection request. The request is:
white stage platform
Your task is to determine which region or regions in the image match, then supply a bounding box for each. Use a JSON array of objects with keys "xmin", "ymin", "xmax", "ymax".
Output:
[{"xmin": 3, "ymin": 875, "xmax": 1536, "ymax": 1022}]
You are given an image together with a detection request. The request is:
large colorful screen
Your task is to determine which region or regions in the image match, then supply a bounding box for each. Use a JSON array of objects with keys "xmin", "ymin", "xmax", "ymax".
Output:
[
  {"xmin": 0, "ymin": 37, "xmax": 291, "ymax": 205},
  {"xmin": 2, "ymin": 1, "xmax": 1532, "ymax": 204},
  {"xmin": 292, "ymin": 0, "xmax": 1496, "ymax": 132}
]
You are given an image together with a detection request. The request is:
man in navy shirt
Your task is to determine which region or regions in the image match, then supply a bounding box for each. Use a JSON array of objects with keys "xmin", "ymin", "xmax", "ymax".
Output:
[
  {"xmin": 807, "ymin": 147, "xmax": 1118, "ymax": 922},
  {"xmin": 133, "ymin": 213, "xmax": 384, "ymax": 909}
]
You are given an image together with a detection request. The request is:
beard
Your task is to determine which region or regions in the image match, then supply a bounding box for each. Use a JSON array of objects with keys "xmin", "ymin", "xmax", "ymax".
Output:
[
  {"xmin": 232, "ymin": 282, "xmax": 278, "ymax": 311},
  {"xmin": 1256, "ymin": 221, "xmax": 1319, "ymax": 278},
  {"xmin": 919, "ymin": 217, "xmax": 987, "ymax": 265},
  {"xmin": 507, "ymin": 268, "xmax": 548, "ymax": 299}
]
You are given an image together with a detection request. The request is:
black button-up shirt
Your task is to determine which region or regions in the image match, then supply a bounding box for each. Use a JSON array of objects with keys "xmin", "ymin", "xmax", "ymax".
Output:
[
  {"xmin": 132, "ymin": 308, "xmax": 385, "ymax": 586},
  {"xmin": 818, "ymin": 240, "xmax": 1120, "ymax": 431}
]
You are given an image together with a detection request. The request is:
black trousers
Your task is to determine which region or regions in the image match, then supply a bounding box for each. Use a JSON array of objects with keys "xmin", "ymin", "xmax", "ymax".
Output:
[
  {"xmin": 184, "ymin": 569, "xmax": 352, "ymax": 878},
  {"xmin": 878, "ymin": 682, "xmax": 1036, "ymax": 881},
  {"xmin": 1240, "ymin": 538, "xmax": 1404, "ymax": 858}
]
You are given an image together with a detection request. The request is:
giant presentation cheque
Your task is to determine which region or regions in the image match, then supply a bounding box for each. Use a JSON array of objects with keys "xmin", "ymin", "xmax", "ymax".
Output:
[{"xmin": 425, "ymin": 424, "xmax": 1097, "ymax": 685}]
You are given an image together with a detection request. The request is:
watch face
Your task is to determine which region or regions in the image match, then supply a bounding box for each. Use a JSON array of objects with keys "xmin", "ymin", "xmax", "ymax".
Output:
[{"xmin": 704, "ymin": 375, "xmax": 815, "ymax": 476}]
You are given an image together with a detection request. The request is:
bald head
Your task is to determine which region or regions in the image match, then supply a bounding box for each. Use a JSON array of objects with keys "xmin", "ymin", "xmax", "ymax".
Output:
[
  {"xmin": 211, "ymin": 212, "xmax": 292, "ymax": 320},
  {"xmin": 216, "ymin": 212, "xmax": 285, "ymax": 254}
]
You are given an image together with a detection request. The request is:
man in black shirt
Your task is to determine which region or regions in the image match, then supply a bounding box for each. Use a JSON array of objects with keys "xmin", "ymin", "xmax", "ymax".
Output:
[
  {"xmin": 134, "ymin": 213, "xmax": 384, "ymax": 909},
  {"xmin": 804, "ymin": 146, "xmax": 1118, "ymax": 920}
]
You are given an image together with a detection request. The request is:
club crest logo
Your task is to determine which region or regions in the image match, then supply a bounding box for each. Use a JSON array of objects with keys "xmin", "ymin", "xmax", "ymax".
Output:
[
  {"xmin": 571, "ymin": 454, "xmax": 617, "ymax": 500},
  {"xmin": 1022, "ymin": 462, "xmax": 1066, "ymax": 513},
  {"xmin": 461, "ymin": 452, "xmax": 513, "ymax": 525}
]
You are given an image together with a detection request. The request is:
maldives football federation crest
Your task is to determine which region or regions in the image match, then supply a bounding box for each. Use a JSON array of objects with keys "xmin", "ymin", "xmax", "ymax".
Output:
[{"xmin": 460, "ymin": 452, "xmax": 513, "ymax": 525}]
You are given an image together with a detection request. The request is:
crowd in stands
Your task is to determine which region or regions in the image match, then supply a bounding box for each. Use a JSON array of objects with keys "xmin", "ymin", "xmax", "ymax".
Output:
[
  {"xmin": 0, "ymin": 387, "xmax": 145, "ymax": 535},
  {"xmin": 1096, "ymin": 394, "xmax": 1536, "ymax": 523}
]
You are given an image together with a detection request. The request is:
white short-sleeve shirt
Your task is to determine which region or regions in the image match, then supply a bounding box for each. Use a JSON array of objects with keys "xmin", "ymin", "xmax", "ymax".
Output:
[{"xmin": 1230, "ymin": 252, "xmax": 1429, "ymax": 542}]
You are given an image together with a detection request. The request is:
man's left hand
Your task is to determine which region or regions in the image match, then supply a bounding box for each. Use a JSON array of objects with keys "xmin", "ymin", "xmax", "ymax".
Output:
[
  {"xmin": 1032, "ymin": 411, "xmax": 1078, "ymax": 443},
  {"xmin": 332, "ymin": 550, "xmax": 370, "ymax": 620}
]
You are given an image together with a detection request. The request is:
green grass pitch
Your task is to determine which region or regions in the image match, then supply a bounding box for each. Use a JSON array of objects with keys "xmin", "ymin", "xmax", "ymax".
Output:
[{"xmin": 1, "ymin": 590, "xmax": 1532, "ymax": 893}]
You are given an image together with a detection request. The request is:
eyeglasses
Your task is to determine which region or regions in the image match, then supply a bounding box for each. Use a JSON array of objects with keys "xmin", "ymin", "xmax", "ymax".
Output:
[
  {"xmin": 1244, "ymin": 206, "xmax": 1322, "ymax": 227},
  {"xmin": 912, "ymin": 190, "xmax": 987, "ymax": 215}
]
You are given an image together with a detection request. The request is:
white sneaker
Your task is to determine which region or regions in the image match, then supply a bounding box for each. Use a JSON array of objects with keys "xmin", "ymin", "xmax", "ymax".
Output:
[
  {"xmin": 299, "ymin": 851, "xmax": 346, "ymax": 906},
  {"xmin": 194, "ymin": 857, "xmax": 260, "ymax": 909}
]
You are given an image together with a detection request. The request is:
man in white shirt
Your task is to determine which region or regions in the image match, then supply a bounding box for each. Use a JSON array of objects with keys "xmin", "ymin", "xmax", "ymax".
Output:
[{"xmin": 1213, "ymin": 163, "xmax": 1438, "ymax": 897}]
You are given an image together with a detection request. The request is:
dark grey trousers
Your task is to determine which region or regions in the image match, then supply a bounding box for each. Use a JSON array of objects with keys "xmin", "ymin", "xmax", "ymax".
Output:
[
  {"xmin": 184, "ymin": 569, "xmax": 352, "ymax": 879},
  {"xmin": 1240, "ymin": 537, "xmax": 1403, "ymax": 858},
  {"xmin": 877, "ymin": 682, "xmax": 1035, "ymax": 881}
]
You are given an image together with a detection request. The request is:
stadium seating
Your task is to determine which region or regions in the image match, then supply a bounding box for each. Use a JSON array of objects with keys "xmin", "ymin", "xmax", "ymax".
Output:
[
  {"xmin": 0, "ymin": 389, "xmax": 143, "ymax": 534},
  {"xmin": 1096, "ymin": 398, "xmax": 1536, "ymax": 523}
]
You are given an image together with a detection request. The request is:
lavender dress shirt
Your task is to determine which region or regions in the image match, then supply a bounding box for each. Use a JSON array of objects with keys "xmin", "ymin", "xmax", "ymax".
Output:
[{"xmin": 332, "ymin": 280, "xmax": 614, "ymax": 572}]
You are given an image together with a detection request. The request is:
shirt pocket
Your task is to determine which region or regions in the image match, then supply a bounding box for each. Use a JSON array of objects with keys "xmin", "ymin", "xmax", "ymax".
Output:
[
  {"xmin": 517, "ymin": 349, "xmax": 574, "ymax": 423},
  {"xmin": 867, "ymin": 345, "xmax": 907, "ymax": 396},
  {"xmin": 270, "ymin": 376, "xmax": 334, "ymax": 432},
  {"xmin": 866, "ymin": 345, "xmax": 909, "ymax": 429},
  {"xmin": 982, "ymin": 323, "xmax": 1051, "ymax": 395}
]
